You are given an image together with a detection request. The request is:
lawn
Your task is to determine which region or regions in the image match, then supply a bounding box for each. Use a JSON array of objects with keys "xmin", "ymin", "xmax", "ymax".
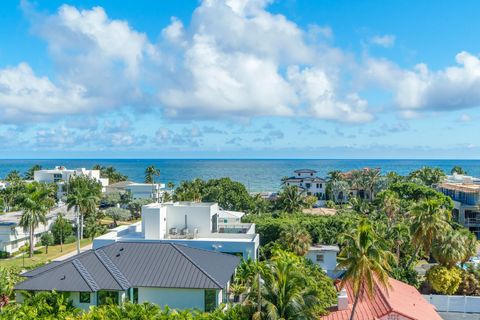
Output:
[{"xmin": 0, "ymin": 239, "xmax": 92, "ymax": 269}]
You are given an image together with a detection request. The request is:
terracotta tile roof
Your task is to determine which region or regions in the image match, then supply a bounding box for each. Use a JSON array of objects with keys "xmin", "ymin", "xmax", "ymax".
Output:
[{"xmin": 322, "ymin": 277, "xmax": 441, "ymax": 320}]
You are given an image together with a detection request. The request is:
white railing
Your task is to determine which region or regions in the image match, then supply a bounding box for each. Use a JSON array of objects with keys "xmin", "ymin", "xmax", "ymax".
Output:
[{"xmin": 423, "ymin": 294, "xmax": 480, "ymax": 313}]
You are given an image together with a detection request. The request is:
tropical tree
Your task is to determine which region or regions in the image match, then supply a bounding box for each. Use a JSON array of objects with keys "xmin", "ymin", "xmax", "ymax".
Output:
[
  {"xmin": 93, "ymin": 165, "xmax": 128, "ymax": 184},
  {"xmin": 66, "ymin": 176, "xmax": 102, "ymax": 254},
  {"xmin": 364, "ymin": 168, "xmax": 381, "ymax": 201},
  {"xmin": 377, "ymin": 190, "xmax": 401, "ymax": 226},
  {"xmin": 174, "ymin": 179, "xmax": 205, "ymax": 202},
  {"xmin": 0, "ymin": 267, "xmax": 17, "ymax": 310},
  {"xmin": 249, "ymin": 193, "xmax": 270, "ymax": 215},
  {"xmin": 18, "ymin": 182, "xmax": 55, "ymax": 257},
  {"xmin": 144, "ymin": 165, "xmax": 160, "ymax": 184},
  {"xmin": 24, "ymin": 164, "xmax": 42, "ymax": 180},
  {"xmin": 459, "ymin": 229, "xmax": 477, "ymax": 266},
  {"xmin": 105, "ymin": 207, "xmax": 131, "ymax": 227},
  {"xmin": 408, "ymin": 166, "xmax": 445, "ymax": 186},
  {"xmin": 40, "ymin": 232, "xmax": 54, "ymax": 254},
  {"xmin": 279, "ymin": 225, "xmax": 312, "ymax": 256},
  {"xmin": 127, "ymin": 198, "xmax": 153, "ymax": 219},
  {"xmin": 167, "ymin": 181, "xmax": 175, "ymax": 189},
  {"xmin": 276, "ymin": 185, "xmax": 306, "ymax": 213},
  {"xmin": 337, "ymin": 219, "xmax": 395, "ymax": 320},
  {"xmin": 5, "ymin": 170, "xmax": 22, "ymax": 183},
  {"xmin": 161, "ymin": 191, "xmax": 172, "ymax": 202},
  {"xmin": 52, "ymin": 212, "xmax": 70, "ymax": 252},
  {"xmin": 451, "ymin": 166, "xmax": 466, "ymax": 175},
  {"xmin": 84, "ymin": 212, "xmax": 106, "ymax": 241},
  {"xmin": 331, "ymin": 180, "xmax": 350, "ymax": 203},
  {"xmin": 407, "ymin": 199, "xmax": 452, "ymax": 268}
]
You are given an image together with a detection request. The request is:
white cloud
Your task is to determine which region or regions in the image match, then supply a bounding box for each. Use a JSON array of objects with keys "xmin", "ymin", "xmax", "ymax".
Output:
[
  {"xmin": 370, "ymin": 34, "xmax": 395, "ymax": 48},
  {"xmin": 365, "ymin": 52, "xmax": 480, "ymax": 113}
]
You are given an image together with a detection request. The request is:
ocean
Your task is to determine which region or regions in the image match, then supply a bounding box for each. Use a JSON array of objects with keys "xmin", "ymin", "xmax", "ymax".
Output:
[{"xmin": 0, "ymin": 159, "xmax": 479, "ymax": 192}]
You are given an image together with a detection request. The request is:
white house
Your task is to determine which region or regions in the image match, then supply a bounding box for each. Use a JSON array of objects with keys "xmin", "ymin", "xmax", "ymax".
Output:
[
  {"xmin": 15, "ymin": 242, "xmax": 240, "ymax": 312},
  {"xmin": 93, "ymin": 202, "xmax": 259, "ymax": 260},
  {"xmin": 0, "ymin": 205, "xmax": 72, "ymax": 254},
  {"xmin": 306, "ymin": 244, "xmax": 340, "ymax": 278},
  {"xmin": 106, "ymin": 181, "xmax": 166, "ymax": 202},
  {"xmin": 283, "ymin": 169, "xmax": 326, "ymax": 200},
  {"xmin": 34, "ymin": 166, "xmax": 109, "ymax": 198}
]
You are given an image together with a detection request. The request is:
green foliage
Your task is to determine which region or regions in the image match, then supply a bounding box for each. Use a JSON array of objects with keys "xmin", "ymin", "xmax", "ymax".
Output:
[
  {"xmin": 105, "ymin": 207, "xmax": 131, "ymax": 227},
  {"xmin": 388, "ymin": 181, "xmax": 454, "ymax": 210},
  {"xmin": 84, "ymin": 212, "xmax": 107, "ymax": 241},
  {"xmin": 5, "ymin": 170, "xmax": 22, "ymax": 183},
  {"xmin": 457, "ymin": 269, "xmax": 480, "ymax": 296},
  {"xmin": 275, "ymin": 185, "xmax": 307, "ymax": 213},
  {"xmin": 40, "ymin": 232, "xmax": 54, "ymax": 253},
  {"xmin": 278, "ymin": 225, "xmax": 312, "ymax": 256},
  {"xmin": 51, "ymin": 214, "xmax": 73, "ymax": 245},
  {"xmin": 324, "ymin": 200, "xmax": 335, "ymax": 208},
  {"xmin": 127, "ymin": 198, "xmax": 154, "ymax": 219},
  {"xmin": 101, "ymin": 192, "xmax": 122, "ymax": 208},
  {"xmin": 432, "ymin": 228, "xmax": 473, "ymax": 268},
  {"xmin": 450, "ymin": 166, "xmax": 466, "ymax": 175},
  {"xmin": 426, "ymin": 265, "xmax": 462, "ymax": 295},
  {"xmin": 24, "ymin": 165, "xmax": 42, "ymax": 181},
  {"xmin": 408, "ymin": 166, "xmax": 445, "ymax": 187},
  {"xmin": 93, "ymin": 165, "xmax": 128, "ymax": 184},
  {"xmin": 390, "ymin": 266, "xmax": 419, "ymax": 288},
  {"xmin": 144, "ymin": 165, "xmax": 160, "ymax": 184}
]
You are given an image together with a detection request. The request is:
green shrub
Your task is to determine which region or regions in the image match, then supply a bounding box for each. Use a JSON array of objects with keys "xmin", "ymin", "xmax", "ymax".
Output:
[
  {"xmin": 426, "ymin": 265, "xmax": 462, "ymax": 295},
  {"xmin": 325, "ymin": 200, "xmax": 336, "ymax": 208},
  {"xmin": 64, "ymin": 235, "xmax": 77, "ymax": 244}
]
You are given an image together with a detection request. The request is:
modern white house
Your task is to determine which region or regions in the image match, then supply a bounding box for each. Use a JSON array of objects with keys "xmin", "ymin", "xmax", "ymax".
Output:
[
  {"xmin": 15, "ymin": 242, "xmax": 240, "ymax": 311},
  {"xmin": 283, "ymin": 169, "xmax": 326, "ymax": 200},
  {"xmin": 106, "ymin": 181, "xmax": 166, "ymax": 202},
  {"xmin": 438, "ymin": 173, "xmax": 480, "ymax": 239},
  {"xmin": 34, "ymin": 167, "xmax": 109, "ymax": 198},
  {"xmin": 306, "ymin": 244, "xmax": 340, "ymax": 278},
  {"xmin": 0, "ymin": 205, "xmax": 72, "ymax": 254},
  {"xmin": 93, "ymin": 202, "xmax": 259, "ymax": 260}
]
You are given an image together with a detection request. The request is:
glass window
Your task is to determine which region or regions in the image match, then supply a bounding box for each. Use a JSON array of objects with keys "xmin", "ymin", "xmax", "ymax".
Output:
[
  {"xmin": 204, "ymin": 289, "xmax": 217, "ymax": 312},
  {"xmin": 316, "ymin": 254, "xmax": 324, "ymax": 262},
  {"xmin": 79, "ymin": 292, "xmax": 90, "ymax": 303},
  {"xmin": 133, "ymin": 288, "xmax": 138, "ymax": 304},
  {"xmin": 97, "ymin": 291, "xmax": 119, "ymax": 305}
]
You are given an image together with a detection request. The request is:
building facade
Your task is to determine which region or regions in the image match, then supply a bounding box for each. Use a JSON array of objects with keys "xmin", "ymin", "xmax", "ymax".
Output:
[
  {"xmin": 438, "ymin": 173, "xmax": 480, "ymax": 239},
  {"xmin": 306, "ymin": 244, "xmax": 340, "ymax": 278},
  {"xmin": 106, "ymin": 181, "xmax": 166, "ymax": 202},
  {"xmin": 93, "ymin": 202, "xmax": 259, "ymax": 260},
  {"xmin": 283, "ymin": 169, "xmax": 326, "ymax": 200}
]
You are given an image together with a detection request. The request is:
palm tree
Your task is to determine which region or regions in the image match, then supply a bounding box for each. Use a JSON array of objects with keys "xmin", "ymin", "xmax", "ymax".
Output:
[
  {"xmin": 24, "ymin": 164, "xmax": 42, "ymax": 180},
  {"xmin": 408, "ymin": 167, "xmax": 445, "ymax": 186},
  {"xmin": 55, "ymin": 212, "xmax": 67, "ymax": 252},
  {"xmin": 279, "ymin": 226, "xmax": 312, "ymax": 256},
  {"xmin": 276, "ymin": 185, "xmax": 306, "ymax": 213},
  {"xmin": 450, "ymin": 166, "xmax": 466, "ymax": 175},
  {"xmin": 173, "ymin": 179, "xmax": 205, "ymax": 202},
  {"xmin": 327, "ymin": 170, "xmax": 343, "ymax": 182},
  {"xmin": 18, "ymin": 183, "xmax": 55, "ymax": 258},
  {"xmin": 432, "ymin": 229, "xmax": 465, "ymax": 268},
  {"xmin": 407, "ymin": 199, "xmax": 451, "ymax": 268},
  {"xmin": 259, "ymin": 250, "xmax": 321, "ymax": 319},
  {"xmin": 167, "ymin": 181, "xmax": 175, "ymax": 189},
  {"xmin": 364, "ymin": 168, "xmax": 381, "ymax": 201},
  {"xmin": 337, "ymin": 219, "xmax": 395, "ymax": 320},
  {"xmin": 459, "ymin": 229, "xmax": 477, "ymax": 266},
  {"xmin": 5, "ymin": 170, "xmax": 22, "ymax": 183},
  {"xmin": 378, "ymin": 190, "xmax": 401, "ymax": 226},
  {"xmin": 66, "ymin": 176, "xmax": 102, "ymax": 254},
  {"xmin": 331, "ymin": 180, "xmax": 350, "ymax": 203},
  {"xmin": 84, "ymin": 212, "xmax": 106, "ymax": 242},
  {"xmin": 144, "ymin": 165, "xmax": 160, "ymax": 184}
]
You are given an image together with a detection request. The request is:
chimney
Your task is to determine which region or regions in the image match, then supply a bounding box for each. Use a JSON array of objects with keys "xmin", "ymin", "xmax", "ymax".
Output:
[{"xmin": 338, "ymin": 288, "xmax": 349, "ymax": 311}]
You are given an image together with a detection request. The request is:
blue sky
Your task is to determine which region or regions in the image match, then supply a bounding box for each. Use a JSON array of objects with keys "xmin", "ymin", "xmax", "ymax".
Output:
[{"xmin": 1, "ymin": 0, "xmax": 479, "ymax": 159}]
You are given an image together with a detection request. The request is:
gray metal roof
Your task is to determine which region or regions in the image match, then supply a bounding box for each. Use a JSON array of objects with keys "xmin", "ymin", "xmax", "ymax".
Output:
[{"xmin": 16, "ymin": 242, "xmax": 240, "ymax": 292}]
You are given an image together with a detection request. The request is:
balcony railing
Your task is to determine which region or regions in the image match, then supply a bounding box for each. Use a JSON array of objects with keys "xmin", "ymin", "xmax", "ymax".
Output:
[{"xmin": 465, "ymin": 218, "xmax": 480, "ymax": 226}]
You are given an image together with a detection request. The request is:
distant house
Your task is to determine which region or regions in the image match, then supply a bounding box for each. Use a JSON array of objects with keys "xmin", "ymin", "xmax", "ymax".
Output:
[
  {"xmin": 93, "ymin": 202, "xmax": 259, "ymax": 260},
  {"xmin": 283, "ymin": 169, "xmax": 326, "ymax": 199},
  {"xmin": 306, "ymin": 244, "xmax": 340, "ymax": 278},
  {"xmin": 322, "ymin": 277, "xmax": 441, "ymax": 320},
  {"xmin": 438, "ymin": 173, "xmax": 480, "ymax": 239},
  {"xmin": 106, "ymin": 181, "xmax": 166, "ymax": 202},
  {"xmin": 34, "ymin": 166, "xmax": 109, "ymax": 198},
  {"xmin": 0, "ymin": 206, "xmax": 72, "ymax": 254},
  {"xmin": 15, "ymin": 242, "xmax": 240, "ymax": 312}
]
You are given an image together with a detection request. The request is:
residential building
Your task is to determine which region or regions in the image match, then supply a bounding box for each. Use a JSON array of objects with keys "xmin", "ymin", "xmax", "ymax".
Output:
[
  {"xmin": 306, "ymin": 244, "xmax": 340, "ymax": 278},
  {"xmin": 106, "ymin": 181, "xmax": 166, "ymax": 201},
  {"xmin": 0, "ymin": 181, "xmax": 6, "ymax": 190},
  {"xmin": 438, "ymin": 174, "xmax": 480, "ymax": 239},
  {"xmin": 34, "ymin": 166, "xmax": 109, "ymax": 198},
  {"xmin": 283, "ymin": 169, "xmax": 326, "ymax": 199},
  {"xmin": 0, "ymin": 206, "xmax": 72, "ymax": 254},
  {"xmin": 93, "ymin": 202, "xmax": 259, "ymax": 260},
  {"xmin": 322, "ymin": 277, "xmax": 442, "ymax": 320},
  {"xmin": 15, "ymin": 242, "xmax": 240, "ymax": 311}
]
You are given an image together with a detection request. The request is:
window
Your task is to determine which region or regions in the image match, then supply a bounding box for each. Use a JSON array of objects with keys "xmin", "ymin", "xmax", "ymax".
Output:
[
  {"xmin": 79, "ymin": 292, "xmax": 90, "ymax": 304},
  {"xmin": 133, "ymin": 288, "xmax": 138, "ymax": 304},
  {"xmin": 316, "ymin": 183, "xmax": 320, "ymax": 188},
  {"xmin": 204, "ymin": 289, "xmax": 217, "ymax": 312},
  {"xmin": 316, "ymin": 254, "xmax": 324, "ymax": 262},
  {"xmin": 298, "ymin": 173, "xmax": 300, "ymax": 176},
  {"xmin": 97, "ymin": 291, "xmax": 119, "ymax": 305}
]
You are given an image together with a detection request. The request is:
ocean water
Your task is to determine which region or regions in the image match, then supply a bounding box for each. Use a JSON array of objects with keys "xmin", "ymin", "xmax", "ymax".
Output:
[{"xmin": 0, "ymin": 159, "xmax": 479, "ymax": 192}]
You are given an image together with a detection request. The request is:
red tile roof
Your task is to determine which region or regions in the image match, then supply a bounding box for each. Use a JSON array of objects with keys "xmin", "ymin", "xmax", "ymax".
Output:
[{"xmin": 322, "ymin": 277, "xmax": 441, "ymax": 320}]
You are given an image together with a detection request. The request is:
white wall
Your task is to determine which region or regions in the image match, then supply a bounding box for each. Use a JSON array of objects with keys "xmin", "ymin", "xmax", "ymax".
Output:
[
  {"xmin": 142, "ymin": 205, "xmax": 166, "ymax": 240},
  {"xmin": 166, "ymin": 204, "xmax": 216, "ymax": 235},
  {"xmin": 138, "ymin": 287, "xmax": 205, "ymax": 310},
  {"xmin": 70, "ymin": 292, "xmax": 96, "ymax": 311},
  {"xmin": 306, "ymin": 250, "xmax": 338, "ymax": 277},
  {"xmin": 0, "ymin": 218, "xmax": 55, "ymax": 253},
  {"xmin": 423, "ymin": 294, "xmax": 480, "ymax": 313}
]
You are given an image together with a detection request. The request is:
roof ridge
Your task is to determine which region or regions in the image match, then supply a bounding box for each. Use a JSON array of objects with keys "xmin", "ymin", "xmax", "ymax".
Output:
[
  {"xmin": 72, "ymin": 259, "xmax": 100, "ymax": 292},
  {"xmin": 170, "ymin": 244, "xmax": 223, "ymax": 289},
  {"xmin": 94, "ymin": 249, "xmax": 131, "ymax": 290}
]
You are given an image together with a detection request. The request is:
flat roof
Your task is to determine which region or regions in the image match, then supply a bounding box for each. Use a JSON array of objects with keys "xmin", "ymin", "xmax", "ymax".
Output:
[
  {"xmin": 309, "ymin": 244, "xmax": 340, "ymax": 252},
  {"xmin": 439, "ymin": 182, "xmax": 480, "ymax": 193}
]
